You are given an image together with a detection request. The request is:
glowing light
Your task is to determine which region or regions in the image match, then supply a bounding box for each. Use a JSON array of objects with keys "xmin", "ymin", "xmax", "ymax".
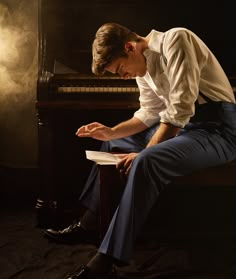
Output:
[
  {"xmin": 0, "ymin": 27, "xmax": 20, "ymax": 69},
  {"xmin": 0, "ymin": 3, "xmax": 37, "ymax": 95}
]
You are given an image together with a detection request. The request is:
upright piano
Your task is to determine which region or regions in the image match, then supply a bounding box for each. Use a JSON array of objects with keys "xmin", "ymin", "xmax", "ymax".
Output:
[
  {"xmin": 36, "ymin": 0, "xmax": 236, "ymax": 227},
  {"xmin": 36, "ymin": 0, "xmax": 142, "ymax": 226}
]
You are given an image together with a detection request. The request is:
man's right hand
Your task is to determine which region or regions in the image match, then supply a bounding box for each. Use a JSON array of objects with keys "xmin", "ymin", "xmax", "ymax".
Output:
[{"xmin": 75, "ymin": 122, "xmax": 114, "ymax": 141}]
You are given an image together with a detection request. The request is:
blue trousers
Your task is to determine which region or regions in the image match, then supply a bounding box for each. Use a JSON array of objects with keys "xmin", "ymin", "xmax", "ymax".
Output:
[{"xmin": 79, "ymin": 101, "xmax": 236, "ymax": 264}]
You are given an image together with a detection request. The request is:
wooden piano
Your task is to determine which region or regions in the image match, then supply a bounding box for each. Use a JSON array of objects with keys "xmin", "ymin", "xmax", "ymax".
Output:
[
  {"xmin": 36, "ymin": 0, "xmax": 142, "ymax": 227},
  {"xmin": 36, "ymin": 0, "xmax": 236, "ymax": 228}
]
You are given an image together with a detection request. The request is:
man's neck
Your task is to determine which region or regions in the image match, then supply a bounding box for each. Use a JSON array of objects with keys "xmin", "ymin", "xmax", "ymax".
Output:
[{"xmin": 137, "ymin": 36, "xmax": 149, "ymax": 53}]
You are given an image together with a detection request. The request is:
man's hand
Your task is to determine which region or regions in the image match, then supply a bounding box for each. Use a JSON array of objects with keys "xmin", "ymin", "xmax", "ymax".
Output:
[
  {"xmin": 75, "ymin": 122, "xmax": 114, "ymax": 141},
  {"xmin": 116, "ymin": 153, "xmax": 138, "ymax": 177},
  {"xmin": 76, "ymin": 117, "xmax": 147, "ymax": 142}
]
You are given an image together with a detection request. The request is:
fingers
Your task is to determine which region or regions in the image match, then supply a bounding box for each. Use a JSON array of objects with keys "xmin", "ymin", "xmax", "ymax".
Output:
[
  {"xmin": 75, "ymin": 125, "xmax": 90, "ymax": 137},
  {"xmin": 125, "ymin": 164, "xmax": 132, "ymax": 176},
  {"xmin": 116, "ymin": 153, "xmax": 138, "ymax": 177},
  {"xmin": 118, "ymin": 158, "xmax": 132, "ymax": 177},
  {"xmin": 75, "ymin": 122, "xmax": 101, "ymax": 137}
]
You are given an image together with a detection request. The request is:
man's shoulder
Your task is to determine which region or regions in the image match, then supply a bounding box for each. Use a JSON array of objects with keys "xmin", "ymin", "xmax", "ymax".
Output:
[
  {"xmin": 165, "ymin": 27, "xmax": 193, "ymax": 38},
  {"xmin": 163, "ymin": 27, "xmax": 197, "ymax": 47}
]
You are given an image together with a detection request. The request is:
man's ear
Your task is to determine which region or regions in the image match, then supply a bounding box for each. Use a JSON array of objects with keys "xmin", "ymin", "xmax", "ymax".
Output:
[{"xmin": 124, "ymin": 42, "xmax": 134, "ymax": 53}]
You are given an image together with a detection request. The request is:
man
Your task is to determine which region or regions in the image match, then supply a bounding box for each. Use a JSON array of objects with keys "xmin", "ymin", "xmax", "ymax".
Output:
[{"xmin": 45, "ymin": 23, "xmax": 236, "ymax": 278}]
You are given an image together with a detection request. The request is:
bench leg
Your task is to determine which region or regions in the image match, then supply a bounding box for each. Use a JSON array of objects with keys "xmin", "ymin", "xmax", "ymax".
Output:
[{"xmin": 98, "ymin": 165, "xmax": 125, "ymax": 240}]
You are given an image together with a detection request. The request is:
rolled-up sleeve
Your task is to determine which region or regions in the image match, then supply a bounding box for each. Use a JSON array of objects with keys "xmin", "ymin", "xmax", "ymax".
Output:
[
  {"xmin": 159, "ymin": 30, "xmax": 204, "ymax": 127},
  {"xmin": 134, "ymin": 77, "xmax": 164, "ymax": 127}
]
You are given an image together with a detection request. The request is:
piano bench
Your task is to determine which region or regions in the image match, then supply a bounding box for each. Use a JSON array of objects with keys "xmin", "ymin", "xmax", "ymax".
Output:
[{"xmin": 97, "ymin": 160, "xmax": 236, "ymax": 241}]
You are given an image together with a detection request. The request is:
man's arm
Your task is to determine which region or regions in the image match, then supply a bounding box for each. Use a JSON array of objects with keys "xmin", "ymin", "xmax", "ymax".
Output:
[
  {"xmin": 111, "ymin": 117, "xmax": 147, "ymax": 139},
  {"xmin": 146, "ymin": 122, "xmax": 180, "ymax": 147},
  {"xmin": 76, "ymin": 117, "xmax": 147, "ymax": 141},
  {"xmin": 116, "ymin": 122, "xmax": 180, "ymax": 176}
]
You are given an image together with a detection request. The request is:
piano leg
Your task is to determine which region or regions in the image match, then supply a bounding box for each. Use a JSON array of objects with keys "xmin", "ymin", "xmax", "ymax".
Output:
[{"xmin": 35, "ymin": 110, "xmax": 61, "ymax": 229}]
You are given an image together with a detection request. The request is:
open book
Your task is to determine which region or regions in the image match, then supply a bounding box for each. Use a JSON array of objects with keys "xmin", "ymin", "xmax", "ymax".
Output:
[{"xmin": 85, "ymin": 150, "xmax": 127, "ymax": 165}]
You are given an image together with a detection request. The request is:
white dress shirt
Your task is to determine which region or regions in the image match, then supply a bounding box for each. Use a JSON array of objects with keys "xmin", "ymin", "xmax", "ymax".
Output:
[{"xmin": 134, "ymin": 28, "xmax": 235, "ymax": 128}]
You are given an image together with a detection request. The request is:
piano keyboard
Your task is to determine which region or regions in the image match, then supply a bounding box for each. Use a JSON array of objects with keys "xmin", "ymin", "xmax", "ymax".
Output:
[
  {"xmin": 58, "ymin": 86, "xmax": 139, "ymax": 93},
  {"xmin": 58, "ymin": 86, "xmax": 235, "ymax": 94}
]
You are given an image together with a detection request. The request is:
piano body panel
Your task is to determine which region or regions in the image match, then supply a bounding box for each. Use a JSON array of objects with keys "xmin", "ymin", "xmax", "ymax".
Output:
[
  {"xmin": 36, "ymin": 95, "xmax": 139, "ymax": 220},
  {"xmin": 36, "ymin": 97, "xmax": 140, "ymax": 110}
]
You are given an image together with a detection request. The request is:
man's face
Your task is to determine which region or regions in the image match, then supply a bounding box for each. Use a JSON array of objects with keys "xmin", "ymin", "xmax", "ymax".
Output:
[{"xmin": 105, "ymin": 42, "xmax": 147, "ymax": 79}]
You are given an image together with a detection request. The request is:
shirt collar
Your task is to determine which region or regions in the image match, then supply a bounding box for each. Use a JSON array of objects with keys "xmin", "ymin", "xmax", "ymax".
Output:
[
  {"xmin": 143, "ymin": 29, "xmax": 165, "ymax": 76},
  {"xmin": 146, "ymin": 29, "xmax": 165, "ymax": 53}
]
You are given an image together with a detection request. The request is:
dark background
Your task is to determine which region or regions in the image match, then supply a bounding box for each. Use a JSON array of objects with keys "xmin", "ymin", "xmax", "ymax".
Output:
[
  {"xmin": 43, "ymin": 0, "xmax": 236, "ymax": 76},
  {"xmin": 0, "ymin": 1, "xmax": 236, "ymax": 278}
]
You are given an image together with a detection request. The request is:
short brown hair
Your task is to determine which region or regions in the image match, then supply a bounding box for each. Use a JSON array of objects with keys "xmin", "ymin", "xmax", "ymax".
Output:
[{"xmin": 92, "ymin": 23, "xmax": 138, "ymax": 75}]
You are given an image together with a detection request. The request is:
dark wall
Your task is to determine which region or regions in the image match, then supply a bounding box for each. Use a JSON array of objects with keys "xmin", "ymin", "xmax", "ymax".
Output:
[{"xmin": 42, "ymin": 0, "xmax": 236, "ymax": 77}]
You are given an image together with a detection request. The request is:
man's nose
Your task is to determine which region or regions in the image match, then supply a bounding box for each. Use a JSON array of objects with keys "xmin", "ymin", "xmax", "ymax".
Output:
[{"xmin": 118, "ymin": 71, "xmax": 126, "ymax": 79}]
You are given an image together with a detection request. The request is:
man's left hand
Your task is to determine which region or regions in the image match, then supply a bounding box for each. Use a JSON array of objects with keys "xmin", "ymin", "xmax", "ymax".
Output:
[{"xmin": 116, "ymin": 152, "xmax": 138, "ymax": 177}]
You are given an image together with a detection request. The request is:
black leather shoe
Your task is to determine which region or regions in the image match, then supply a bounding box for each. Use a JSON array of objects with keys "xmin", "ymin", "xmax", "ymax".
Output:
[
  {"xmin": 44, "ymin": 221, "xmax": 98, "ymax": 245},
  {"xmin": 65, "ymin": 265, "xmax": 115, "ymax": 279}
]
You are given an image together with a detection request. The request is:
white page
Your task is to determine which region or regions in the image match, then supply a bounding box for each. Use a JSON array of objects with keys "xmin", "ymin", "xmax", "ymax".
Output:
[{"xmin": 85, "ymin": 150, "xmax": 127, "ymax": 165}]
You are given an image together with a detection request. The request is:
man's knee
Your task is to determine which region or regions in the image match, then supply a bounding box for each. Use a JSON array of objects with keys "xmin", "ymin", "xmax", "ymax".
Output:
[{"xmin": 133, "ymin": 146, "xmax": 176, "ymax": 184}]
